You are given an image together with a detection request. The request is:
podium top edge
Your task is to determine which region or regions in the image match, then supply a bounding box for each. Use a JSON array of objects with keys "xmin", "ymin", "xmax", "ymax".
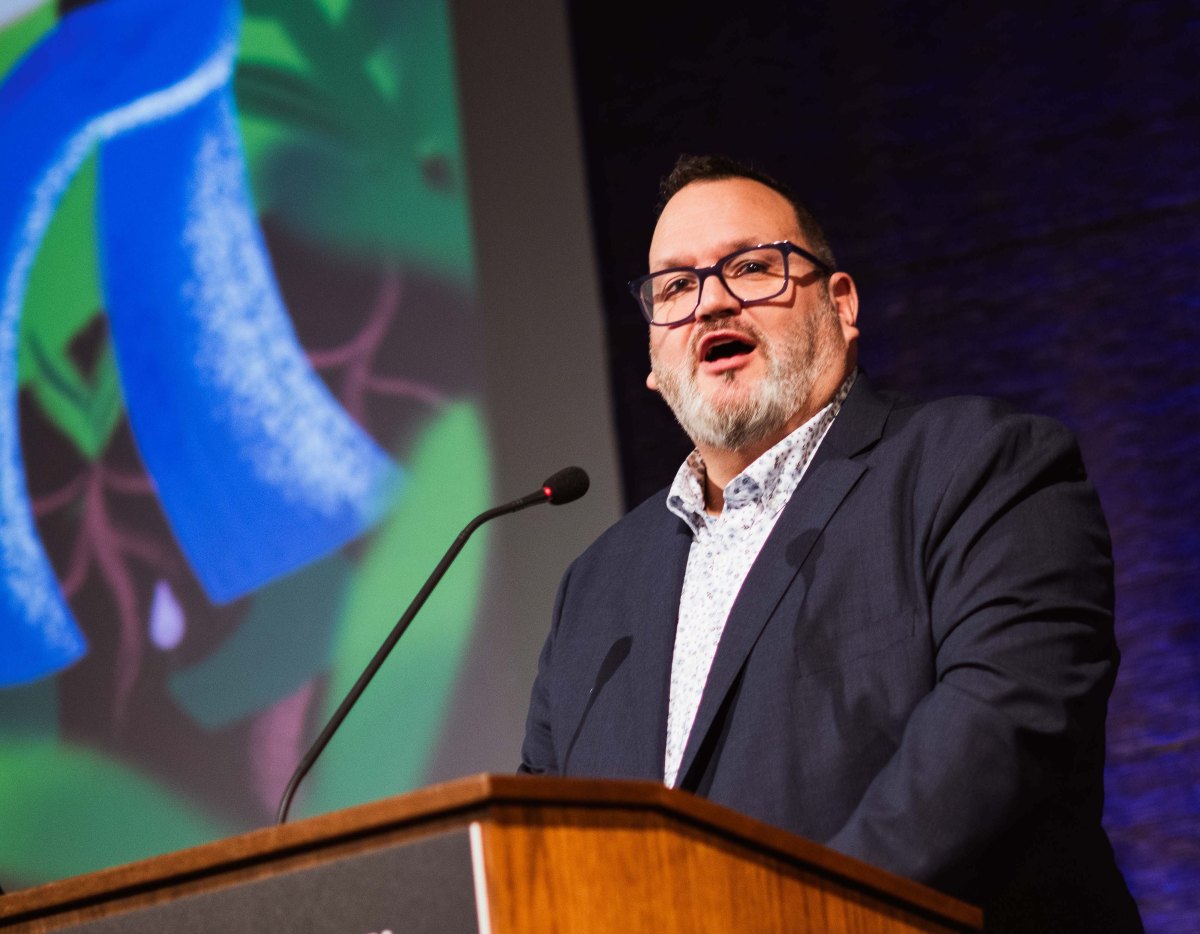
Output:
[{"xmin": 0, "ymin": 773, "xmax": 981, "ymax": 931}]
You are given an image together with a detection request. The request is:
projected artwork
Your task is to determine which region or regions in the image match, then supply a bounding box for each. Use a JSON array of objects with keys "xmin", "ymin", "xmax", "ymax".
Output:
[{"xmin": 0, "ymin": 0, "xmax": 486, "ymax": 885}]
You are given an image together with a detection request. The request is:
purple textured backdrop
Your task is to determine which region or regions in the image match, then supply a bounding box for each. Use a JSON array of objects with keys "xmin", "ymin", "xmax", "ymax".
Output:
[{"xmin": 567, "ymin": 0, "xmax": 1199, "ymax": 928}]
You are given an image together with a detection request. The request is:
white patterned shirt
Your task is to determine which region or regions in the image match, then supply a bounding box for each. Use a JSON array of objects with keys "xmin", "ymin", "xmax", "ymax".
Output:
[{"xmin": 662, "ymin": 371, "xmax": 856, "ymax": 787}]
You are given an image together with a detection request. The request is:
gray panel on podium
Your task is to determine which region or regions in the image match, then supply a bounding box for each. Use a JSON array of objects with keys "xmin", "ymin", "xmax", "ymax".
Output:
[{"xmin": 68, "ymin": 829, "xmax": 477, "ymax": 934}]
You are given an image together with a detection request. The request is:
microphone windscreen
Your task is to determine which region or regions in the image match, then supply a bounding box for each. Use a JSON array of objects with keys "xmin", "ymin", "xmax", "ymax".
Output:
[{"xmin": 542, "ymin": 466, "xmax": 590, "ymax": 505}]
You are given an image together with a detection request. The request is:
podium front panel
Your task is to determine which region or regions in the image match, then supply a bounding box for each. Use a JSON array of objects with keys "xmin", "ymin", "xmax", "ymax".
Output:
[{"xmin": 7, "ymin": 829, "xmax": 480, "ymax": 934}]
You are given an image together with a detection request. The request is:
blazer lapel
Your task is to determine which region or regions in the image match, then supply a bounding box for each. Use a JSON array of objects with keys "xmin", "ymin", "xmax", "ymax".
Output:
[{"xmin": 674, "ymin": 374, "xmax": 895, "ymax": 788}]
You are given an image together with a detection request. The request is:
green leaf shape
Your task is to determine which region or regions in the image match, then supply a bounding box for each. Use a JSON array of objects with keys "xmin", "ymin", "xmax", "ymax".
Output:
[
  {"xmin": 19, "ymin": 155, "xmax": 121, "ymax": 460},
  {"xmin": 0, "ymin": 3, "xmax": 55, "ymax": 78},
  {"xmin": 0, "ymin": 740, "xmax": 235, "ymax": 887},
  {"xmin": 235, "ymin": 62, "xmax": 359, "ymax": 144},
  {"xmin": 311, "ymin": 0, "xmax": 352, "ymax": 23},
  {"xmin": 302, "ymin": 401, "xmax": 490, "ymax": 818},
  {"xmin": 169, "ymin": 553, "xmax": 352, "ymax": 730},
  {"xmin": 234, "ymin": 13, "xmax": 323, "ymax": 181},
  {"xmin": 234, "ymin": 0, "xmax": 473, "ymax": 280}
]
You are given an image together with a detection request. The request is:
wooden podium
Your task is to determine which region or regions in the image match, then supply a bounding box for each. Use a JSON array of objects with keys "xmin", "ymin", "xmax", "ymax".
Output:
[{"xmin": 0, "ymin": 774, "xmax": 981, "ymax": 932}]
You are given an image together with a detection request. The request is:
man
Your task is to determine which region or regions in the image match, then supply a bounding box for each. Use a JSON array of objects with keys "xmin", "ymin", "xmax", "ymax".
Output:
[{"xmin": 520, "ymin": 155, "xmax": 1141, "ymax": 930}]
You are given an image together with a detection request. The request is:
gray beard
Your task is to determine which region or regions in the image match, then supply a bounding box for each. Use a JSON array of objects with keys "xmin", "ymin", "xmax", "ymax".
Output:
[{"xmin": 650, "ymin": 301, "xmax": 837, "ymax": 452}]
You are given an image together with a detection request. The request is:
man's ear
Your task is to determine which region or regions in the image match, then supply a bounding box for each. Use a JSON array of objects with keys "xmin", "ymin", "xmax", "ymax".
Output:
[{"xmin": 829, "ymin": 271, "xmax": 860, "ymax": 344}]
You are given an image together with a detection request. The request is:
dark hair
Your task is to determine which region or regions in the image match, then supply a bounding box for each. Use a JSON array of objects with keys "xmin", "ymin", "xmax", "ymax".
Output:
[{"xmin": 657, "ymin": 154, "xmax": 837, "ymax": 269}]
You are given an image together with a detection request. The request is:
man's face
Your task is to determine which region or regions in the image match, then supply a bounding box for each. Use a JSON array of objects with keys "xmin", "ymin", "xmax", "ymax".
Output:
[{"xmin": 646, "ymin": 177, "xmax": 859, "ymax": 453}]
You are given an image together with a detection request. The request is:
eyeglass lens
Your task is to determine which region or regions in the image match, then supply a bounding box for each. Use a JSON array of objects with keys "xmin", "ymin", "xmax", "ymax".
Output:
[{"xmin": 641, "ymin": 245, "xmax": 789, "ymax": 325}]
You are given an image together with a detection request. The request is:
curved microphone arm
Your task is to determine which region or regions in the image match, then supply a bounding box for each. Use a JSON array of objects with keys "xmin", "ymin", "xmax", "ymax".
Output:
[{"xmin": 275, "ymin": 467, "xmax": 588, "ymax": 825}]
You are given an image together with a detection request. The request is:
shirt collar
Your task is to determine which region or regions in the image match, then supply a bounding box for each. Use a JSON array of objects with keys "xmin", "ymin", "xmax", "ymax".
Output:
[{"xmin": 667, "ymin": 369, "xmax": 857, "ymax": 533}]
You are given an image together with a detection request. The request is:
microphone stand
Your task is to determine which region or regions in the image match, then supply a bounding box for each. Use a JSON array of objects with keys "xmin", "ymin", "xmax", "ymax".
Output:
[{"xmin": 275, "ymin": 469, "xmax": 587, "ymax": 824}]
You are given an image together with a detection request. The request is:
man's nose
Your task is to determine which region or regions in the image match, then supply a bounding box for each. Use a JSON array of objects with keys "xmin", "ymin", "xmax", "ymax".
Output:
[{"xmin": 694, "ymin": 272, "xmax": 740, "ymax": 320}]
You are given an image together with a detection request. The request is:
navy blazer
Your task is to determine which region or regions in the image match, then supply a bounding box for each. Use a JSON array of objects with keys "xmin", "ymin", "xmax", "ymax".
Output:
[{"xmin": 521, "ymin": 374, "xmax": 1141, "ymax": 930}]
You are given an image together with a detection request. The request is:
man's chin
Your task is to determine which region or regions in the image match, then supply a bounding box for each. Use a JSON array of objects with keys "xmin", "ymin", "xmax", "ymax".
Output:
[
  {"xmin": 655, "ymin": 365, "xmax": 788, "ymax": 449},
  {"xmin": 699, "ymin": 375, "xmax": 759, "ymax": 409},
  {"xmin": 688, "ymin": 398, "xmax": 787, "ymax": 450}
]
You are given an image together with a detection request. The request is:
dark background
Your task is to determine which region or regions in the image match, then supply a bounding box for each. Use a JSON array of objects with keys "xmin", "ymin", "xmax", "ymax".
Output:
[{"xmin": 565, "ymin": 1, "xmax": 1199, "ymax": 929}]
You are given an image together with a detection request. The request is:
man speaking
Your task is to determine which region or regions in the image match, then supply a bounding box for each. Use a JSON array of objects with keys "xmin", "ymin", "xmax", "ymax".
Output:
[{"xmin": 520, "ymin": 155, "xmax": 1141, "ymax": 931}]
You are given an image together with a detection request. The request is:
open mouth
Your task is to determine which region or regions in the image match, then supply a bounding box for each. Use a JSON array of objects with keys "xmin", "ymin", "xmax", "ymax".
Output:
[
  {"xmin": 700, "ymin": 334, "xmax": 756, "ymax": 364},
  {"xmin": 705, "ymin": 339, "xmax": 754, "ymax": 362}
]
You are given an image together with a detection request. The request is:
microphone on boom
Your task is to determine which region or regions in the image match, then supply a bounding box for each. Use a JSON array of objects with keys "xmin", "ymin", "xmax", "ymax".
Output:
[{"xmin": 274, "ymin": 467, "xmax": 591, "ymax": 825}]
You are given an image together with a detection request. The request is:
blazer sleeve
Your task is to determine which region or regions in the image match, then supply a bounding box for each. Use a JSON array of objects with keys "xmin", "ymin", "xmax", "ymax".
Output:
[{"xmin": 825, "ymin": 411, "xmax": 1118, "ymax": 891}]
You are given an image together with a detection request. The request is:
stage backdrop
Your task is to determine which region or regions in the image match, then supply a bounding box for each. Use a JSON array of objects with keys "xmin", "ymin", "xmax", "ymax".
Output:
[
  {"xmin": 565, "ymin": 0, "xmax": 1199, "ymax": 930},
  {"xmin": 0, "ymin": 0, "xmax": 619, "ymax": 888}
]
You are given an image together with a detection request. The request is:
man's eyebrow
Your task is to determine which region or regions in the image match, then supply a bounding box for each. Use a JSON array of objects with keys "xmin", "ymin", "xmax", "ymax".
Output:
[{"xmin": 651, "ymin": 238, "xmax": 771, "ymax": 272}]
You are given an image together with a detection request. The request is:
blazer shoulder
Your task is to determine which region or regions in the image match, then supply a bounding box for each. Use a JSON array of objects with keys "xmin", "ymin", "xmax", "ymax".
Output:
[
  {"xmin": 569, "ymin": 484, "xmax": 684, "ymax": 567},
  {"xmin": 890, "ymin": 391, "xmax": 1016, "ymax": 429},
  {"xmin": 855, "ymin": 390, "xmax": 1091, "ymax": 508},
  {"xmin": 884, "ymin": 391, "xmax": 1075, "ymax": 450},
  {"xmin": 832, "ymin": 375, "xmax": 1057, "ymax": 462}
]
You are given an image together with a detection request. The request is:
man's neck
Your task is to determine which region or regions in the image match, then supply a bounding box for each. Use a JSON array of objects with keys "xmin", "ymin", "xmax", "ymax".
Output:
[
  {"xmin": 697, "ymin": 365, "xmax": 854, "ymax": 514},
  {"xmin": 699, "ymin": 440, "xmax": 780, "ymax": 514}
]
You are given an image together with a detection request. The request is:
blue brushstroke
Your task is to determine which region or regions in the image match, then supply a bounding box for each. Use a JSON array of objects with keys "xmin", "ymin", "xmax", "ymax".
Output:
[
  {"xmin": 99, "ymin": 84, "xmax": 399, "ymax": 601},
  {"xmin": 0, "ymin": 0, "xmax": 398, "ymax": 684}
]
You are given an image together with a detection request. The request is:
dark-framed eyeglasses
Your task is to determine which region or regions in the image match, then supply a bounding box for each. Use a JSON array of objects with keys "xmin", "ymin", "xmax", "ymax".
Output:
[{"xmin": 628, "ymin": 240, "xmax": 832, "ymax": 328}]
